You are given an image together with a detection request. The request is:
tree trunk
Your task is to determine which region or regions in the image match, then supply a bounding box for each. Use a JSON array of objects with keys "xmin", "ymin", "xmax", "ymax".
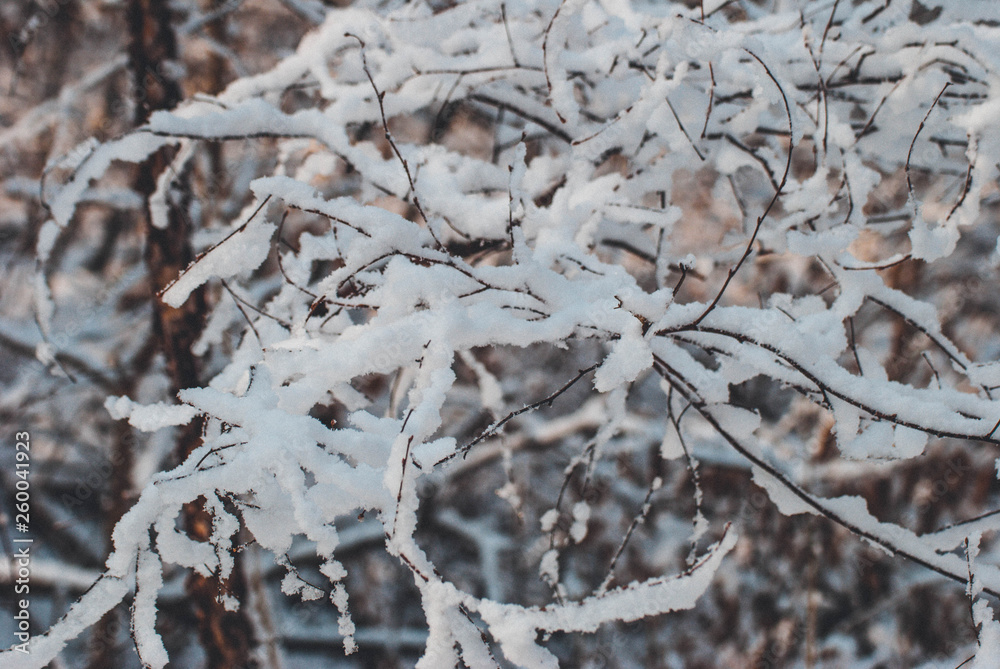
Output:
[{"xmin": 126, "ymin": 2, "xmax": 257, "ymax": 667}]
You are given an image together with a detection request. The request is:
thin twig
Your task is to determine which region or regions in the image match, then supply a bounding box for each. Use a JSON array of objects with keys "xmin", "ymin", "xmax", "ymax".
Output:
[
  {"xmin": 437, "ymin": 363, "xmax": 600, "ymax": 466},
  {"xmin": 848, "ymin": 317, "xmax": 863, "ymax": 374},
  {"xmin": 691, "ymin": 49, "xmax": 793, "ymax": 327},
  {"xmin": 905, "ymin": 83, "xmax": 951, "ymax": 214},
  {"xmin": 347, "ymin": 33, "xmax": 444, "ymax": 250}
]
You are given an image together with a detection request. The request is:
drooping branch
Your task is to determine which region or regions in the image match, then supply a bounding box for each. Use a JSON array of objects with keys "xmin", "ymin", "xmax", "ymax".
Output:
[{"xmin": 653, "ymin": 355, "xmax": 1000, "ymax": 599}]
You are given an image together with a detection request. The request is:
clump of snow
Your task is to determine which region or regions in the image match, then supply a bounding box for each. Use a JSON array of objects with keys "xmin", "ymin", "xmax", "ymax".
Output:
[
  {"xmin": 162, "ymin": 215, "xmax": 277, "ymax": 308},
  {"xmin": 593, "ymin": 334, "xmax": 653, "ymax": 392},
  {"xmin": 751, "ymin": 466, "xmax": 816, "ymax": 516},
  {"xmin": 909, "ymin": 213, "xmax": 959, "ymax": 262},
  {"xmin": 104, "ymin": 396, "xmax": 197, "ymax": 431},
  {"xmin": 570, "ymin": 501, "xmax": 590, "ymax": 543}
]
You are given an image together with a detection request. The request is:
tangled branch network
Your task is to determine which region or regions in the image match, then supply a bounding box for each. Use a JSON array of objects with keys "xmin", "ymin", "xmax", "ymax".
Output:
[{"xmin": 13, "ymin": 0, "xmax": 1000, "ymax": 666}]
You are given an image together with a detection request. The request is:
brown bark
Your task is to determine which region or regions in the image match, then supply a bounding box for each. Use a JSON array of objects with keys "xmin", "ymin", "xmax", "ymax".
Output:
[
  {"xmin": 885, "ymin": 260, "xmax": 924, "ymax": 382},
  {"xmin": 125, "ymin": 1, "xmax": 258, "ymax": 666},
  {"xmin": 199, "ymin": 0, "xmax": 230, "ymax": 97}
]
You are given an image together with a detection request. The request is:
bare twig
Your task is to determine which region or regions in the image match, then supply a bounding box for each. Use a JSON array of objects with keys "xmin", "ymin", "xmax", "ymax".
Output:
[
  {"xmin": 438, "ymin": 363, "xmax": 600, "ymax": 466},
  {"xmin": 691, "ymin": 49, "xmax": 793, "ymax": 327}
]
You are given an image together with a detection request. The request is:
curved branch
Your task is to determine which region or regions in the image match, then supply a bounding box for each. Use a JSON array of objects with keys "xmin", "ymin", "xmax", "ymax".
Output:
[{"xmin": 653, "ymin": 355, "xmax": 1000, "ymax": 599}]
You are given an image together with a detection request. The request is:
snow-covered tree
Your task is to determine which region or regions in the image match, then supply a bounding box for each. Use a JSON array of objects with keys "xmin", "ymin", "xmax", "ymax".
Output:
[{"xmin": 4, "ymin": 0, "xmax": 1000, "ymax": 666}]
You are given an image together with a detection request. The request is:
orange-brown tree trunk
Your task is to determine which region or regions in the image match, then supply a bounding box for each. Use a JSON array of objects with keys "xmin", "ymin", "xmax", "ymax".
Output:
[{"xmin": 125, "ymin": 2, "xmax": 257, "ymax": 667}]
